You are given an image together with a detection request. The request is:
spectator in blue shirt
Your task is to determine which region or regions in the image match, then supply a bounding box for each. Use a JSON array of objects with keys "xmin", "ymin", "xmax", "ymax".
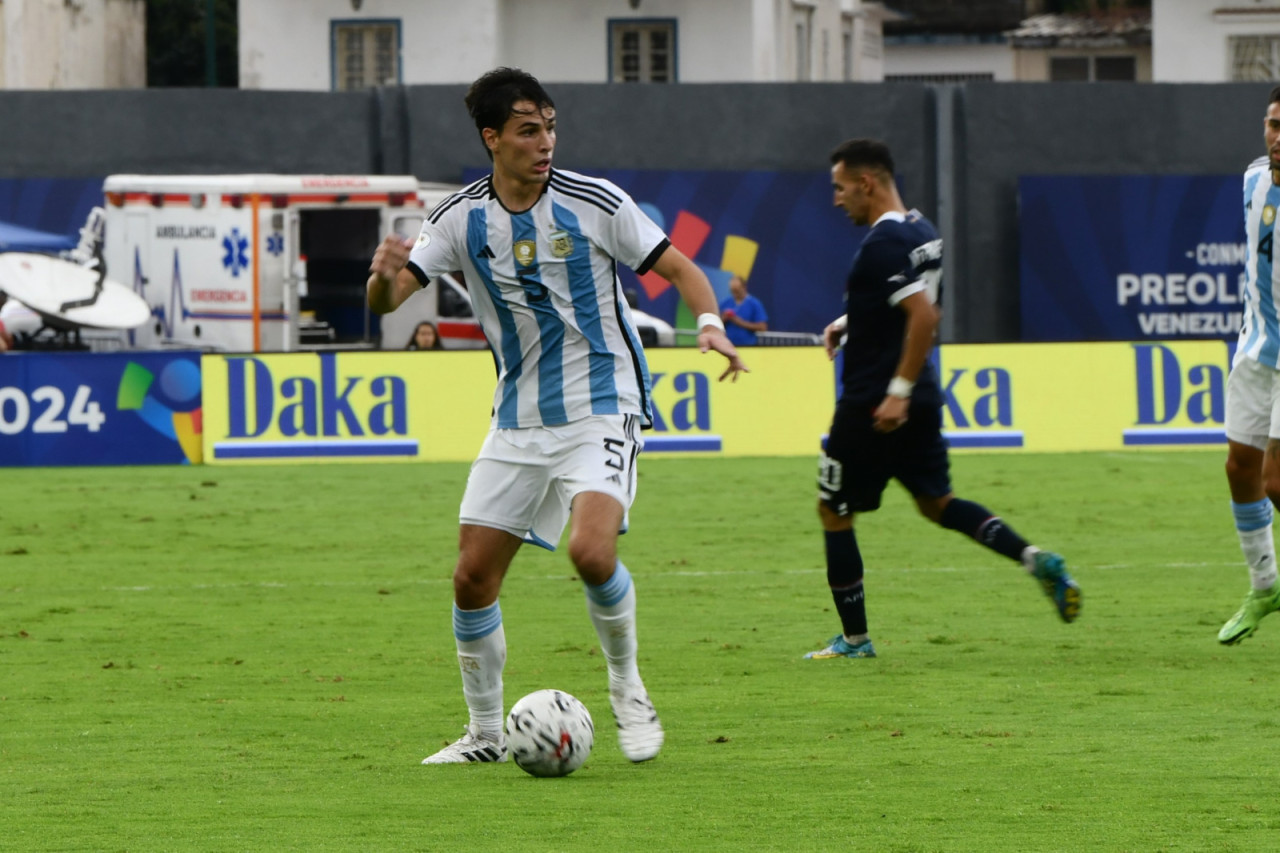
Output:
[{"xmin": 719, "ymin": 275, "xmax": 769, "ymax": 346}]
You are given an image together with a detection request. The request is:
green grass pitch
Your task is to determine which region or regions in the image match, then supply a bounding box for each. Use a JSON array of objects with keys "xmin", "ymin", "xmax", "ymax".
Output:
[{"xmin": 4, "ymin": 451, "xmax": 1280, "ymax": 852}]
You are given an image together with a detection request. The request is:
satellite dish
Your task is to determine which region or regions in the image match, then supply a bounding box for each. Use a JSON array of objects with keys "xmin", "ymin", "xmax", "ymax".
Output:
[{"xmin": 0, "ymin": 252, "xmax": 149, "ymax": 331}]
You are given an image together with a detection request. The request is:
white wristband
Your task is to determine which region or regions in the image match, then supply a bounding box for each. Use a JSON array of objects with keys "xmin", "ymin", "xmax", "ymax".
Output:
[
  {"xmin": 696, "ymin": 312, "xmax": 725, "ymax": 332},
  {"xmin": 887, "ymin": 376, "xmax": 915, "ymax": 399}
]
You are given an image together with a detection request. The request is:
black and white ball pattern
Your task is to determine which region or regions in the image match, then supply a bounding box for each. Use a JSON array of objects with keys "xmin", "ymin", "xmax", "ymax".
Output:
[{"xmin": 505, "ymin": 689, "xmax": 595, "ymax": 777}]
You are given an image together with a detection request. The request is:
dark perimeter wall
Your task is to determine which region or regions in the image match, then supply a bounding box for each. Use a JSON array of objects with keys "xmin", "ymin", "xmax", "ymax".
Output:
[{"xmin": 0, "ymin": 81, "xmax": 1269, "ymax": 341}]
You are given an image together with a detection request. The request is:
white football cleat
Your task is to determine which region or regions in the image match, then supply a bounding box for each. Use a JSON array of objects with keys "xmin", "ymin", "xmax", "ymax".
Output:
[
  {"xmin": 610, "ymin": 682, "xmax": 664, "ymax": 762},
  {"xmin": 421, "ymin": 725, "xmax": 508, "ymax": 764}
]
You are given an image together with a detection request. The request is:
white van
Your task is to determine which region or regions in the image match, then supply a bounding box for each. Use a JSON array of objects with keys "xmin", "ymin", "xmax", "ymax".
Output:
[{"xmin": 100, "ymin": 174, "xmax": 433, "ymax": 352}]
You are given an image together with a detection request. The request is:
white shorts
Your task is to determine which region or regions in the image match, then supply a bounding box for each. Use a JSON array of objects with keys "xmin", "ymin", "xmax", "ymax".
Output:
[
  {"xmin": 458, "ymin": 414, "xmax": 644, "ymax": 551},
  {"xmin": 1225, "ymin": 355, "xmax": 1280, "ymax": 449}
]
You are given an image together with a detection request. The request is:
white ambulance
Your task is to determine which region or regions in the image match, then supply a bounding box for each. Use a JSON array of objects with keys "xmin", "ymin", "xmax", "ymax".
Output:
[{"xmin": 99, "ymin": 174, "xmax": 480, "ymax": 352}]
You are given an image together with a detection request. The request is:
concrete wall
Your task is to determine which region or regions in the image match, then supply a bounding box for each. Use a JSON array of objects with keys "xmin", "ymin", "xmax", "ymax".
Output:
[
  {"xmin": 397, "ymin": 81, "xmax": 933, "ymax": 200},
  {"xmin": 2, "ymin": 0, "xmax": 144, "ymax": 90},
  {"xmin": 0, "ymin": 90, "xmax": 380, "ymax": 176},
  {"xmin": 0, "ymin": 80, "xmax": 1271, "ymax": 342}
]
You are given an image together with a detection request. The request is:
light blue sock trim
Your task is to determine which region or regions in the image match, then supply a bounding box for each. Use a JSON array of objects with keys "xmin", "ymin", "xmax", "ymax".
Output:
[
  {"xmin": 452, "ymin": 601, "xmax": 502, "ymax": 642},
  {"xmin": 585, "ymin": 561, "xmax": 632, "ymax": 608},
  {"xmin": 1233, "ymin": 499, "xmax": 1274, "ymax": 532}
]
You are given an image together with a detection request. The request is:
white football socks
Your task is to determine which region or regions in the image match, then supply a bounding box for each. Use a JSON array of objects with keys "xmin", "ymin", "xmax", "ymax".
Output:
[
  {"xmin": 1240, "ymin": 526, "xmax": 1277, "ymax": 591},
  {"xmin": 1232, "ymin": 500, "xmax": 1277, "ymax": 592},
  {"xmin": 453, "ymin": 602, "xmax": 506, "ymax": 739},
  {"xmin": 585, "ymin": 564, "xmax": 641, "ymax": 690}
]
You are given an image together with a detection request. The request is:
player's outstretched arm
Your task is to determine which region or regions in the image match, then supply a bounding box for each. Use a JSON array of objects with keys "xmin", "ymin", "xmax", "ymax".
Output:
[
  {"xmin": 649, "ymin": 245, "xmax": 749, "ymax": 382},
  {"xmin": 367, "ymin": 235, "xmax": 422, "ymax": 315}
]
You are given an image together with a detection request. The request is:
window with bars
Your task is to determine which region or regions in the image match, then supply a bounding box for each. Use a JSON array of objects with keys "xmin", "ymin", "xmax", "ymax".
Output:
[
  {"xmin": 1231, "ymin": 35, "xmax": 1280, "ymax": 81},
  {"xmin": 332, "ymin": 21, "xmax": 400, "ymax": 91},
  {"xmin": 610, "ymin": 20, "xmax": 676, "ymax": 83}
]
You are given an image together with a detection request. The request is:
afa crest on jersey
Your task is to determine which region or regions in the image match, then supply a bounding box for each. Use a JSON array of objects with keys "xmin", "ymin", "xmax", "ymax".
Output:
[{"xmin": 549, "ymin": 230, "xmax": 574, "ymax": 258}]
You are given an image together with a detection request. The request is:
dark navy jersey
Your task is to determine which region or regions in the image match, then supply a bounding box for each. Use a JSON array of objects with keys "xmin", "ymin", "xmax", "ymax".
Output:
[{"xmin": 840, "ymin": 209, "xmax": 943, "ymax": 406}]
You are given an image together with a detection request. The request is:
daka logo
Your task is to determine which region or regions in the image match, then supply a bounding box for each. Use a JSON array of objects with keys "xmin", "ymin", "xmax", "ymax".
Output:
[
  {"xmin": 648, "ymin": 371, "xmax": 711, "ymax": 433},
  {"xmin": 935, "ymin": 352, "xmax": 1021, "ymax": 448},
  {"xmin": 1124, "ymin": 343, "xmax": 1226, "ymax": 446},
  {"xmin": 224, "ymin": 354, "xmax": 407, "ymax": 438}
]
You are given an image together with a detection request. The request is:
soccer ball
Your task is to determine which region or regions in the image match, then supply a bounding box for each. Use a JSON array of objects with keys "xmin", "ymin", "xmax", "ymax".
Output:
[{"xmin": 505, "ymin": 688, "xmax": 595, "ymax": 777}]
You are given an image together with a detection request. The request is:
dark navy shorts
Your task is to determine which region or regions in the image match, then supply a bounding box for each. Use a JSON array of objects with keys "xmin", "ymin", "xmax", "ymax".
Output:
[{"xmin": 818, "ymin": 397, "xmax": 953, "ymax": 516}]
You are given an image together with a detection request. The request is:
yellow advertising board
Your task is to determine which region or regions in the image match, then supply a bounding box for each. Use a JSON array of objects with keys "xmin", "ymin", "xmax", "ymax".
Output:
[
  {"xmin": 200, "ymin": 348, "xmax": 835, "ymax": 464},
  {"xmin": 200, "ymin": 352, "xmax": 495, "ymax": 464},
  {"xmin": 936, "ymin": 340, "xmax": 1230, "ymax": 452},
  {"xmin": 200, "ymin": 341, "xmax": 1232, "ymax": 464}
]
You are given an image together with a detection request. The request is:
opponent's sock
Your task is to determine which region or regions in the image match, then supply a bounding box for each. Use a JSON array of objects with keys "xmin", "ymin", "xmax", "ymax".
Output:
[
  {"xmin": 825, "ymin": 528, "xmax": 868, "ymax": 637},
  {"xmin": 585, "ymin": 562, "xmax": 641, "ymax": 689},
  {"xmin": 940, "ymin": 498, "xmax": 1030, "ymax": 565},
  {"xmin": 1233, "ymin": 499, "xmax": 1277, "ymax": 591},
  {"xmin": 452, "ymin": 601, "xmax": 506, "ymax": 738}
]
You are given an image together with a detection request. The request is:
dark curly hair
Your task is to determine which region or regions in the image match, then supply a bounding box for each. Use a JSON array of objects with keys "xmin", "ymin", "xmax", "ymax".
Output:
[{"xmin": 464, "ymin": 67, "xmax": 555, "ymax": 160}]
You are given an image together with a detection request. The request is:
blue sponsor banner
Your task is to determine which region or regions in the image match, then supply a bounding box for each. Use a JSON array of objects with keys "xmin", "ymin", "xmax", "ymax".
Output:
[
  {"xmin": 0, "ymin": 352, "xmax": 202, "ymax": 466},
  {"xmin": 1019, "ymin": 175, "xmax": 1246, "ymax": 341},
  {"xmin": 0, "ymin": 177, "xmax": 104, "ymax": 240}
]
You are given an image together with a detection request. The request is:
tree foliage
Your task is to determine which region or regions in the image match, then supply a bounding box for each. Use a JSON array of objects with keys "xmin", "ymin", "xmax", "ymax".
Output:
[{"xmin": 146, "ymin": 0, "xmax": 239, "ymax": 87}]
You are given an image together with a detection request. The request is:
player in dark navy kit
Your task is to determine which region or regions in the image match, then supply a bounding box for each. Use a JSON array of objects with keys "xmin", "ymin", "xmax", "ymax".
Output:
[{"xmin": 805, "ymin": 138, "xmax": 1081, "ymax": 660}]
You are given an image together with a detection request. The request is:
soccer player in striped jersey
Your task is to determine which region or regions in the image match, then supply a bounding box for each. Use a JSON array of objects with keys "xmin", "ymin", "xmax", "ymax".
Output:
[
  {"xmin": 1219, "ymin": 86, "xmax": 1280, "ymax": 645},
  {"xmin": 367, "ymin": 67, "xmax": 746, "ymax": 764},
  {"xmin": 806, "ymin": 138, "xmax": 1080, "ymax": 661}
]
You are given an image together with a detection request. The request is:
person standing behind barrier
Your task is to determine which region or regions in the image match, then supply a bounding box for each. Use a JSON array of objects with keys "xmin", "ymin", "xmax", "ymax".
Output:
[
  {"xmin": 367, "ymin": 67, "xmax": 746, "ymax": 766},
  {"xmin": 805, "ymin": 138, "xmax": 1081, "ymax": 661},
  {"xmin": 719, "ymin": 275, "xmax": 768, "ymax": 346},
  {"xmin": 1217, "ymin": 85, "xmax": 1280, "ymax": 646},
  {"xmin": 405, "ymin": 320, "xmax": 444, "ymax": 350}
]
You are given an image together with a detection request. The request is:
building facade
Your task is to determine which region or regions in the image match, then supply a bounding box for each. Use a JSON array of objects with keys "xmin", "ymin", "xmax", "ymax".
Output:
[
  {"xmin": 883, "ymin": 1, "xmax": 1151, "ymax": 83},
  {"xmin": 1154, "ymin": 0, "xmax": 1280, "ymax": 82},
  {"xmin": 238, "ymin": 0, "xmax": 899, "ymax": 90}
]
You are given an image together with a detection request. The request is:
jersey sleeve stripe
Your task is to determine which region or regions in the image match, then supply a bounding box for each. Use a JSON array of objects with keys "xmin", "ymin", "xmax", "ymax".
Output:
[
  {"xmin": 550, "ymin": 171, "xmax": 625, "ymax": 205},
  {"xmin": 545, "ymin": 174, "xmax": 619, "ymax": 211},
  {"xmin": 425, "ymin": 176, "xmax": 489, "ymax": 219},
  {"xmin": 887, "ymin": 281, "xmax": 926, "ymax": 306},
  {"xmin": 548, "ymin": 184, "xmax": 622, "ymax": 215},
  {"xmin": 429, "ymin": 183, "xmax": 490, "ymax": 224},
  {"xmin": 634, "ymin": 238, "xmax": 670, "ymax": 276}
]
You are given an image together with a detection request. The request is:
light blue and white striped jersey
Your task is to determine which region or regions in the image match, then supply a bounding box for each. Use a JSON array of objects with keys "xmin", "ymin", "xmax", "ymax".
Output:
[
  {"xmin": 406, "ymin": 169, "xmax": 668, "ymax": 428},
  {"xmin": 1237, "ymin": 155, "xmax": 1280, "ymax": 368}
]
